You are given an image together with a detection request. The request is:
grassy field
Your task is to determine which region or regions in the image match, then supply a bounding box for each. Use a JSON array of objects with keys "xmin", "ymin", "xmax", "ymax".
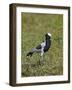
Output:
[{"xmin": 21, "ymin": 13, "xmax": 63, "ymax": 77}]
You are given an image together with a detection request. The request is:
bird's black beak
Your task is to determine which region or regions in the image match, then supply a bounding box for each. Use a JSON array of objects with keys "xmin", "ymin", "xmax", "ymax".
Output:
[{"xmin": 45, "ymin": 34, "xmax": 48, "ymax": 37}]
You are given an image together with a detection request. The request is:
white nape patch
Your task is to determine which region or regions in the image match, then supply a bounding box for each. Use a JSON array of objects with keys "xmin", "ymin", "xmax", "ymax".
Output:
[{"xmin": 48, "ymin": 33, "xmax": 51, "ymax": 37}]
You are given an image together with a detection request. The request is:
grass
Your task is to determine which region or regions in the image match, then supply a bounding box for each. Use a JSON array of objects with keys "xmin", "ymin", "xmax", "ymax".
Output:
[{"xmin": 21, "ymin": 13, "xmax": 63, "ymax": 77}]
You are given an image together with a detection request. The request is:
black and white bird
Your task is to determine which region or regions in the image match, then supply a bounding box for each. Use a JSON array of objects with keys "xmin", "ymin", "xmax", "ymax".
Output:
[{"xmin": 26, "ymin": 33, "xmax": 51, "ymax": 62}]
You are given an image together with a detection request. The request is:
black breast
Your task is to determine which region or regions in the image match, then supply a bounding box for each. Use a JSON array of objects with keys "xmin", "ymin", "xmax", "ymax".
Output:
[{"xmin": 44, "ymin": 40, "xmax": 51, "ymax": 52}]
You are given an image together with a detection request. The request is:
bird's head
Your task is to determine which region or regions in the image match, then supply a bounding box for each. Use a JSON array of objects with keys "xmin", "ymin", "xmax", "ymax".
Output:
[
  {"xmin": 45, "ymin": 33, "xmax": 51, "ymax": 39},
  {"xmin": 48, "ymin": 33, "xmax": 51, "ymax": 37}
]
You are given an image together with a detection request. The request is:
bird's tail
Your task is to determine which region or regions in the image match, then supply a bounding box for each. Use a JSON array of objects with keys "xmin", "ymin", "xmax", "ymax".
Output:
[
  {"xmin": 26, "ymin": 48, "xmax": 37, "ymax": 57},
  {"xmin": 26, "ymin": 52, "xmax": 33, "ymax": 57}
]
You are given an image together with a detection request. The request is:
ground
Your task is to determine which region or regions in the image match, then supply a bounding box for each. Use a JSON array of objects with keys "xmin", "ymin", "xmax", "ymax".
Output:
[{"xmin": 21, "ymin": 13, "xmax": 63, "ymax": 77}]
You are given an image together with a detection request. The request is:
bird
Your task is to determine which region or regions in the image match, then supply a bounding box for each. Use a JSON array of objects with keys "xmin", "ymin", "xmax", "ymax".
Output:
[{"xmin": 26, "ymin": 33, "xmax": 51, "ymax": 64}]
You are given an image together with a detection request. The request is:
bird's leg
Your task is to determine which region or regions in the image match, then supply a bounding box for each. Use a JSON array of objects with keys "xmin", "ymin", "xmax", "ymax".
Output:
[
  {"xmin": 41, "ymin": 55, "xmax": 44, "ymax": 65},
  {"xmin": 39, "ymin": 55, "xmax": 44, "ymax": 65},
  {"xmin": 41, "ymin": 55, "xmax": 43, "ymax": 61}
]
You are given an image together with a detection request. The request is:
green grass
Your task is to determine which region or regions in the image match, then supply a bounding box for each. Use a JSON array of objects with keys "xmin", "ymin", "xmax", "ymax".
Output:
[{"xmin": 21, "ymin": 13, "xmax": 63, "ymax": 77}]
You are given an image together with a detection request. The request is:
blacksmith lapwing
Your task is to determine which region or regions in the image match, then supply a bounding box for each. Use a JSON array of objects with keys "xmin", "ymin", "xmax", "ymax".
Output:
[{"xmin": 26, "ymin": 33, "xmax": 51, "ymax": 63}]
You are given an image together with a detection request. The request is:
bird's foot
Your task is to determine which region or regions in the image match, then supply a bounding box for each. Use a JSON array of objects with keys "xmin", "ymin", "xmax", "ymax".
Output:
[{"xmin": 39, "ymin": 60, "xmax": 45, "ymax": 65}]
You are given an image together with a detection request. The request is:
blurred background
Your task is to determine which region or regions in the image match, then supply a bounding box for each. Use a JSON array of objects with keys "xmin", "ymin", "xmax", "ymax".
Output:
[{"xmin": 21, "ymin": 13, "xmax": 63, "ymax": 77}]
